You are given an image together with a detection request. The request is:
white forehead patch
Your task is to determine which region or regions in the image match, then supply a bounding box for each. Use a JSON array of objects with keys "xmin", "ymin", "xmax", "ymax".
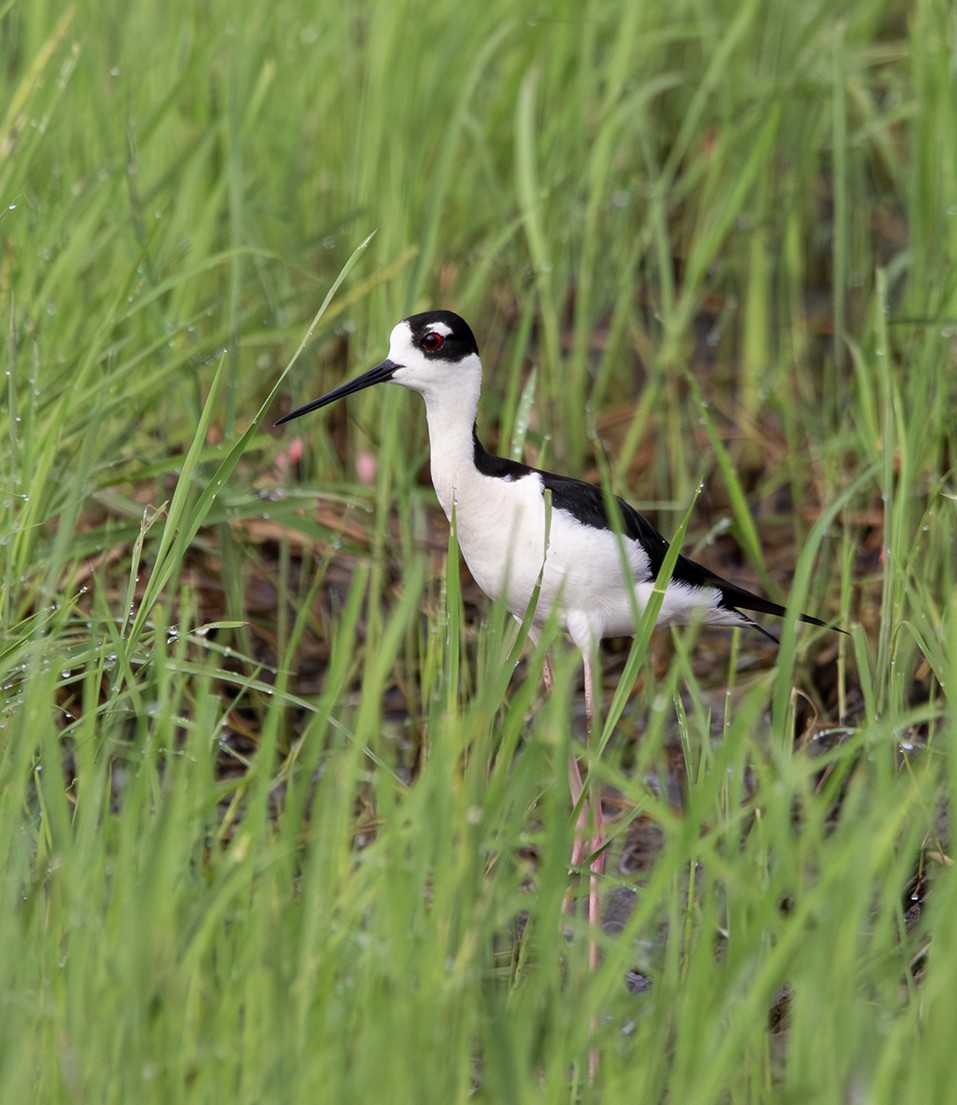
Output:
[
  {"xmin": 390, "ymin": 320, "xmax": 413, "ymax": 343},
  {"xmin": 388, "ymin": 320, "xmax": 414, "ymax": 360}
]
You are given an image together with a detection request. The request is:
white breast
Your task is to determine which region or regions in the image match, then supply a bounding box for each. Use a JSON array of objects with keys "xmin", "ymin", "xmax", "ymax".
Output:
[{"xmin": 432, "ymin": 463, "xmax": 730, "ymax": 654}]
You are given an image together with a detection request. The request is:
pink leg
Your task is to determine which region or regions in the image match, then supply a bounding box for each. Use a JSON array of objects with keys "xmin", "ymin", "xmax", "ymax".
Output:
[
  {"xmin": 582, "ymin": 654, "xmax": 605, "ymax": 1082},
  {"xmin": 582, "ymin": 654, "xmax": 605, "ymax": 950},
  {"xmin": 542, "ymin": 650, "xmax": 604, "ymax": 1078},
  {"xmin": 541, "ymin": 652, "xmax": 554, "ymax": 696},
  {"xmin": 567, "ymin": 750, "xmax": 589, "ymax": 871},
  {"xmin": 554, "ymin": 652, "xmax": 606, "ymax": 929}
]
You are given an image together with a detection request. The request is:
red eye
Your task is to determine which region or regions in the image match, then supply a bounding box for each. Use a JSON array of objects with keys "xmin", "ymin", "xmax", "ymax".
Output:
[{"xmin": 421, "ymin": 331, "xmax": 445, "ymax": 352}]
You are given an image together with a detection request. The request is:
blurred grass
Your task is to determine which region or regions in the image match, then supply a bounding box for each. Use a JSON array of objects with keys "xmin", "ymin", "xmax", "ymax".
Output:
[{"xmin": 1, "ymin": 0, "xmax": 955, "ymax": 1101}]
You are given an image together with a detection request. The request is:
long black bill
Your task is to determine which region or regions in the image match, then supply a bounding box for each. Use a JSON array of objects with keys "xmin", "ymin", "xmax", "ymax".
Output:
[{"xmin": 275, "ymin": 359, "xmax": 401, "ymax": 426}]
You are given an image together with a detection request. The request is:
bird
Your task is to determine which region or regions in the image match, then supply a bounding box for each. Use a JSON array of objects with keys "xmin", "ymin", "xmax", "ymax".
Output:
[{"xmin": 277, "ymin": 309, "xmax": 837, "ymax": 932}]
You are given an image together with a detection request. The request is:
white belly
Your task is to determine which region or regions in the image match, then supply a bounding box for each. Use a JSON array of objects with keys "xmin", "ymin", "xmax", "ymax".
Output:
[{"xmin": 434, "ymin": 468, "xmax": 705, "ymax": 647}]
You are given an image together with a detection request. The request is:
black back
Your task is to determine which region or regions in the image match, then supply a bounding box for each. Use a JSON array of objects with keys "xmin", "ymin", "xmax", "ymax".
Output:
[{"xmin": 472, "ymin": 428, "xmax": 832, "ymax": 637}]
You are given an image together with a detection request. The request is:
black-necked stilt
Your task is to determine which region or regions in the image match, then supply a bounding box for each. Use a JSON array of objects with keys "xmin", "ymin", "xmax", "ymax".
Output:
[{"xmin": 277, "ymin": 310, "xmax": 837, "ymax": 930}]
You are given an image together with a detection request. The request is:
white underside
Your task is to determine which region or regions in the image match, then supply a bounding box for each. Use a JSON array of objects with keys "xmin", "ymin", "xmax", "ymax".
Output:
[
  {"xmin": 384, "ymin": 331, "xmax": 749, "ymax": 654},
  {"xmin": 433, "ymin": 462, "xmax": 741, "ymax": 654}
]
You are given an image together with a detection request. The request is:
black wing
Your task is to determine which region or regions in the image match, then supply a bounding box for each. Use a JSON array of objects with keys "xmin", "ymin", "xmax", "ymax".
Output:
[{"xmin": 472, "ymin": 429, "xmax": 837, "ymax": 638}]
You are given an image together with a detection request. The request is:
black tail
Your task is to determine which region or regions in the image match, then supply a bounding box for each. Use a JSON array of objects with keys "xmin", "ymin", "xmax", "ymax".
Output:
[
  {"xmin": 604, "ymin": 486, "xmax": 843, "ymax": 644},
  {"xmin": 716, "ymin": 579, "xmax": 845, "ymax": 644}
]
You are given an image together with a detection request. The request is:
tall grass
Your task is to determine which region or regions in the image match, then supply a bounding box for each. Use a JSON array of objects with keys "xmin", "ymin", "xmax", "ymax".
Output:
[{"xmin": 1, "ymin": 0, "xmax": 954, "ymax": 1101}]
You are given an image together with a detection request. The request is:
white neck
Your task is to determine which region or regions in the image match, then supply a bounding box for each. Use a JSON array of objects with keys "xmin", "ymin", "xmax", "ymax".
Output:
[
  {"xmin": 387, "ymin": 341, "xmax": 485, "ymax": 523},
  {"xmin": 418, "ymin": 379, "xmax": 481, "ymax": 522}
]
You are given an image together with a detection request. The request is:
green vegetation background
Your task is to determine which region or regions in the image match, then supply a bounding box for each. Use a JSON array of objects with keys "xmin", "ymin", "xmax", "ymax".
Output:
[{"xmin": 1, "ymin": 0, "xmax": 954, "ymax": 1101}]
